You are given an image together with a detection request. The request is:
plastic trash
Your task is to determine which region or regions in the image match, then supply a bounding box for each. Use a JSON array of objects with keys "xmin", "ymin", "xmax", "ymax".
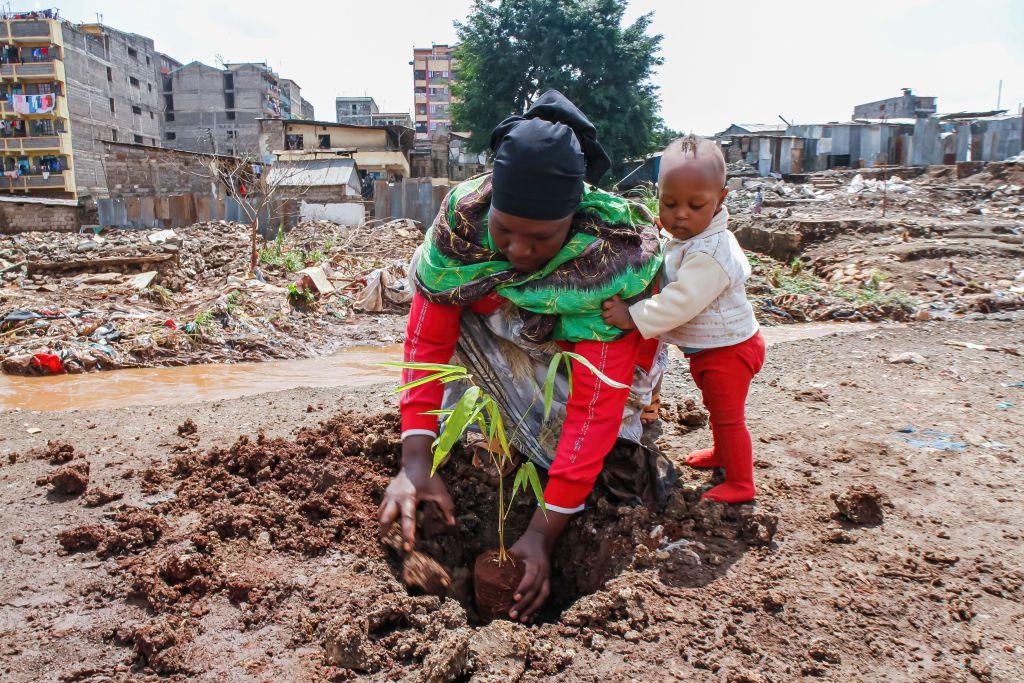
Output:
[{"xmin": 31, "ymin": 353, "xmax": 64, "ymax": 375}]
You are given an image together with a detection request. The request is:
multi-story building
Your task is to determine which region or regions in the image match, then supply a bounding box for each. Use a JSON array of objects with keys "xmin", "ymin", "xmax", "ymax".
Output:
[
  {"xmin": 335, "ymin": 96, "xmax": 378, "ymax": 125},
  {"xmin": 300, "ymin": 97, "xmax": 315, "ymax": 121},
  {"xmin": 280, "ymin": 77, "xmax": 304, "ymax": 120},
  {"xmin": 412, "ymin": 44, "xmax": 456, "ymax": 141},
  {"xmin": 0, "ymin": 11, "xmax": 163, "ymax": 199},
  {"xmin": 162, "ymin": 60, "xmax": 299, "ymax": 156}
]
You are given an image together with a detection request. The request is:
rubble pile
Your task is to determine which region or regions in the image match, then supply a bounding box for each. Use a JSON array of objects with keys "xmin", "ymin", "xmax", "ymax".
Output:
[
  {"xmin": 729, "ymin": 161, "xmax": 1024, "ymax": 321},
  {"xmin": 0, "ymin": 219, "xmax": 421, "ymax": 375}
]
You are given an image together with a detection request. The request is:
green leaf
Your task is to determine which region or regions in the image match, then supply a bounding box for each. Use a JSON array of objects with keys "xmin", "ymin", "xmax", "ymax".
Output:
[
  {"xmin": 562, "ymin": 352, "xmax": 629, "ymax": 389},
  {"xmin": 523, "ymin": 461, "xmax": 547, "ymax": 516},
  {"xmin": 381, "ymin": 361, "xmax": 467, "ymax": 374},
  {"xmin": 562, "ymin": 353, "xmax": 573, "ymax": 396},
  {"xmin": 394, "ymin": 370, "xmax": 457, "ymax": 393},
  {"xmin": 422, "ymin": 409, "xmax": 454, "ymax": 416},
  {"xmin": 483, "ymin": 398, "xmax": 510, "ymax": 457},
  {"xmin": 431, "ymin": 386, "xmax": 481, "ymax": 474},
  {"xmin": 542, "ymin": 354, "xmax": 561, "ymax": 420}
]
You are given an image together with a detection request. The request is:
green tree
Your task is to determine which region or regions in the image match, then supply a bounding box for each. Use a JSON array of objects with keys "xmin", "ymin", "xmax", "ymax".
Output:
[{"xmin": 452, "ymin": 0, "xmax": 665, "ymax": 180}]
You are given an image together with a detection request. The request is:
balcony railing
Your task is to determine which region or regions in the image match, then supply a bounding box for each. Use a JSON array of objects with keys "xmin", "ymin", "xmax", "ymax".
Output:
[
  {"xmin": 0, "ymin": 168, "xmax": 72, "ymax": 192},
  {"xmin": 0, "ymin": 60, "xmax": 62, "ymax": 79},
  {"xmin": 0, "ymin": 94, "xmax": 67, "ymax": 119},
  {"xmin": 0, "ymin": 133, "xmax": 68, "ymax": 153},
  {"xmin": 0, "ymin": 19, "xmax": 57, "ymax": 42}
]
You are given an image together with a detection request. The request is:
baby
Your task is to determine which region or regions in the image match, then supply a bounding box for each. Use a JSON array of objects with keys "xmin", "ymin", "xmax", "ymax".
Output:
[{"xmin": 602, "ymin": 135, "xmax": 765, "ymax": 503}]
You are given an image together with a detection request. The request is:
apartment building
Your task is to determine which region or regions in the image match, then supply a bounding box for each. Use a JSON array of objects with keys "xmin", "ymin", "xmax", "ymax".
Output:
[
  {"xmin": 162, "ymin": 61, "xmax": 301, "ymax": 156},
  {"xmin": 300, "ymin": 97, "xmax": 314, "ymax": 121},
  {"xmin": 411, "ymin": 44, "xmax": 456, "ymax": 141},
  {"xmin": 0, "ymin": 11, "xmax": 162, "ymax": 199},
  {"xmin": 336, "ymin": 96, "xmax": 378, "ymax": 125}
]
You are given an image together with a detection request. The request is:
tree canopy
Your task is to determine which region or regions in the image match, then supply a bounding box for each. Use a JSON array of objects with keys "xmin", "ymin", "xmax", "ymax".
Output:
[{"xmin": 451, "ymin": 0, "xmax": 666, "ymax": 181}]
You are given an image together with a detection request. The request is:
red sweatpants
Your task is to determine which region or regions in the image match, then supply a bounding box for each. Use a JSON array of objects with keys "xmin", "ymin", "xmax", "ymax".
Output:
[{"xmin": 687, "ymin": 331, "xmax": 766, "ymax": 502}]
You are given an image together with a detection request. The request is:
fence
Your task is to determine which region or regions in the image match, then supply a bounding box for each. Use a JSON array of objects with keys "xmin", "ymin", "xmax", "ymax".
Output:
[
  {"xmin": 97, "ymin": 193, "xmax": 275, "ymax": 234},
  {"xmin": 372, "ymin": 177, "xmax": 449, "ymax": 227}
]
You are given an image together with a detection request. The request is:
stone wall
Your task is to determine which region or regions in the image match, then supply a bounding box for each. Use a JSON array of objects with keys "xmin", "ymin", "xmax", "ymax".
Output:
[
  {"xmin": 0, "ymin": 201, "xmax": 86, "ymax": 233},
  {"xmin": 100, "ymin": 141, "xmax": 220, "ymax": 198}
]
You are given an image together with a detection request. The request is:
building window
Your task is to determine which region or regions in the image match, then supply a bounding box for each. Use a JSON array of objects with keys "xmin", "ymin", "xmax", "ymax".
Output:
[
  {"xmin": 164, "ymin": 94, "xmax": 173, "ymax": 111},
  {"xmin": 109, "ymin": 98, "xmax": 115, "ymax": 113},
  {"xmin": 224, "ymin": 92, "xmax": 235, "ymax": 109},
  {"xmin": 146, "ymin": 55, "xmax": 150, "ymax": 66},
  {"xmin": 223, "ymin": 73, "xmax": 233, "ymax": 90},
  {"xmin": 111, "ymin": 129, "xmax": 118, "ymax": 141},
  {"xmin": 285, "ymin": 134, "xmax": 303, "ymax": 150},
  {"xmin": 106, "ymin": 66, "xmax": 112, "ymax": 82},
  {"xmin": 414, "ymin": 70, "xmax": 426, "ymax": 80},
  {"xmin": 318, "ymin": 134, "xmax": 331, "ymax": 149},
  {"xmin": 162, "ymin": 76, "xmax": 172, "ymax": 92},
  {"xmin": 226, "ymin": 111, "xmax": 235, "ymax": 120},
  {"xmin": 164, "ymin": 111, "xmax": 174, "ymax": 122},
  {"xmin": 149, "ymin": 111, "xmax": 154, "ymax": 119},
  {"xmin": 165, "ymin": 132, "xmax": 176, "ymax": 141},
  {"xmin": 147, "ymin": 83, "xmax": 152, "ymax": 92},
  {"xmin": 127, "ymin": 47, "xmax": 137, "ymax": 61},
  {"xmin": 134, "ymin": 134, "xmax": 143, "ymax": 144},
  {"xmin": 226, "ymin": 130, "xmax": 235, "ymax": 139},
  {"xmin": 132, "ymin": 105, "xmax": 142, "ymax": 115},
  {"xmin": 129, "ymin": 76, "xmax": 139, "ymax": 88}
]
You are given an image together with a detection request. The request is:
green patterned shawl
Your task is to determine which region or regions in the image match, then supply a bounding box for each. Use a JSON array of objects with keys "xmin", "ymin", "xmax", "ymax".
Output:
[{"xmin": 414, "ymin": 173, "xmax": 662, "ymax": 343}]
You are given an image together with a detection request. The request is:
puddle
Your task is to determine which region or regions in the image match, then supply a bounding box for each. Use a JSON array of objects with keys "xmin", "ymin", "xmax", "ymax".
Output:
[
  {"xmin": 1, "ymin": 322, "xmax": 882, "ymax": 413},
  {"xmin": 0, "ymin": 344, "xmax": 403, "ymax": 412}
]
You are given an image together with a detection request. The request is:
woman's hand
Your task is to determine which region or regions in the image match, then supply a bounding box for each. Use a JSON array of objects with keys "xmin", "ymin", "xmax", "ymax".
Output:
[
  {"xmin": 602, "ymin": 295, "xmax": 636, "ymax": 330},
  {"xmin": 508, "ymin": 507, "xmax": 571, "ymax": 622},
  {"xmin": 378, "ymin": 435, "xmax": 456, "ymax": 552}
]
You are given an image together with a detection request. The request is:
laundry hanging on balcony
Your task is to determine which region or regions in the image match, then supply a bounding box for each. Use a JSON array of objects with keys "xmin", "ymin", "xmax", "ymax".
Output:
[{"xmin": 10, "ymin": 94, "xmax": 55, "ymax": 115}]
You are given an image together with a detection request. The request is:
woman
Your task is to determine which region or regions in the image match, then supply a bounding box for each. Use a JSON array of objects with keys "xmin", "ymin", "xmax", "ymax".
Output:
[{"xmin": 379, "ymin": 91, "xmax": 671, "ymax": 621}]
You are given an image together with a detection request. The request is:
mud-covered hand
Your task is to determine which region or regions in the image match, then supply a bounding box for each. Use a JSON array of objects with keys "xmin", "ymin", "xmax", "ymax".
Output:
[
  {"xmin": 601, "ymin": 295, "xmax": 636, "ymax": 330},
  {"xmin": 378, "ymin": 436, "xmax": 455, "ymax": 552}
]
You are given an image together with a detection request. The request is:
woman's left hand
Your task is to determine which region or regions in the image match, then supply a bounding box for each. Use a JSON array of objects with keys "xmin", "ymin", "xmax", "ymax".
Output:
[{"xmin": 508, "ymin": 529, "xmax": 551, "ymax": 622}]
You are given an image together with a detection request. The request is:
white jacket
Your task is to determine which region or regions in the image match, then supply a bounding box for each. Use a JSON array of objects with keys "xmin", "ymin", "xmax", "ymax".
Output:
[{"xmin": 628, "ymin": 206, "xmax": 759, "ymax": 349}]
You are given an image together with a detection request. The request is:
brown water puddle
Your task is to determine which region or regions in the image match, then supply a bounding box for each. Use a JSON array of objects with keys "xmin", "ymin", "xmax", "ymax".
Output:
[{"xmin": 1, "ymin": 322, "xmax": 883, "ymax": 413}]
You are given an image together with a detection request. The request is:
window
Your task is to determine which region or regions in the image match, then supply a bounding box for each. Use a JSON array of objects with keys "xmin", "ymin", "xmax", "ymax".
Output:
[
  {"xmin": 414, "ymin": 70, "xmax": 425, "ymax": 80},
  {"xmin": 223, "ymin": 74, "xmax": 233, "ymax": 90},
  {"xmin": 149, "ymin": 111, "xmax": 154, "ymax": 120},
  {"xmin": 109, "ymin": 97, "xmax": 115, "ymax": 113},
  {"xmin": 162, "ymin": 77, "xmax": 172, "ymax": 92},
  {"xmin": 414, "ymin": 86, "xmax": 426, "ymax": 94},
  {"xmin": 146, "ymin": 55, "xmax": 150, "ymax": 66},
  {"xmin": 226, "ymin": 130, "xmax": 235, "ymax": 139},
  {"xmin": 318, "ymin": 134, "xmax": 331, "ymax": 149},
  {"xmin": 106, "ymin": 66, "xmax": 112, "ymax": 81},
  {"xmin": 164, "ymin": 94, "xmax": 174, "ymax": 111},
  {"xmin": 164, "ymin": 111, "xmax": 175, "ymax": 122},
  {"xmin": 224, "ymin": 92, "xmax": 234, "ymax": 109},
  {"xmin": 111, "ymin": 129, "xmax": 118, "ymax": 141},
  {"xmin": 127, "ymin": 47, "xmax": 137, "ymax": 60},
  {"xmin": 147, "ymin": 83, "xmax": 152, "ymax": 93},
  {"xmin": 226, "ymin": 111, "xmax": 235, "ymax": 120},
  {"xmin": 131, "ymin": 105, "xmax": 141, "ymax": 115},
  {"xmin": 134, "ymin": 134, "xmax": 143, "ymax": 144},
  {"xmin": 129, "ymin": 76, "xmax": 139, "ymax": 88},
  {"xmin": 285, "ymin": 134, "xmax": 303, "ymax": 150},
  {"xmin": 165, "ymin": 132, "xmax": 176, "ymax": 141}
]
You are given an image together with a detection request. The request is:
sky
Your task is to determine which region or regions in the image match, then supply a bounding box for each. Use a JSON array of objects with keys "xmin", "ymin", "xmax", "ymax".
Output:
[{"xmin": 47, "ymin": 0, "xmax": 1024, "ymax": 135}]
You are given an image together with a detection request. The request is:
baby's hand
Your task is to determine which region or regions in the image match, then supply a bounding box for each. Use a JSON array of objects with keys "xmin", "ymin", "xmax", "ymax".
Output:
[{"xmin": 601, "ymin": 295, "xmax": 636, "ymax": 330}]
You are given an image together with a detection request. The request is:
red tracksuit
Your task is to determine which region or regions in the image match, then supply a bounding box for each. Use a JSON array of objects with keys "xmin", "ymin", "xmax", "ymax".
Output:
[{"xmin": 400, "ymin": 291, "xmax": 655, "ymax": 513}]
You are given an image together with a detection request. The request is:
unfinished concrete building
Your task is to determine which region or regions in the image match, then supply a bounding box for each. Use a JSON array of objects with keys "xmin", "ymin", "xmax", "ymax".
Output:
[
  {"xmin": 162, "ymin": 61, "xmax": 299, "ymax": 156},
  {"xmin": 300, "ymin": 97, "xmax": 314, "ymax": 121},
  {"xmin": 853, "ymin": 88, "xmax": 937, "ymax": 121},
  {"xmin": 0, "ymin": 11, "xmax": 163, "ymax": 200}
]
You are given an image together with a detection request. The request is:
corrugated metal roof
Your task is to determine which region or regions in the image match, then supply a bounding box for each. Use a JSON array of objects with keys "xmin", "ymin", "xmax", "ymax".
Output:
[
  {"xmin": 732, "ymin": 123, "xmax": 788, "ymax": 133},
  {"xmin": 266, "ymin": 159, "xmax": 357, "ymax": 187},
  {"xmin": 0, "ymin": 195, "xmax": 78, "ymax": 206}
]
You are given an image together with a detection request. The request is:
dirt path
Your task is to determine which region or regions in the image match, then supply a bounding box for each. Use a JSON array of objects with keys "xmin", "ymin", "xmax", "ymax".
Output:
[{"xmin": 1, "ymin": 317, "xmax": 1021, "ymax": 681}]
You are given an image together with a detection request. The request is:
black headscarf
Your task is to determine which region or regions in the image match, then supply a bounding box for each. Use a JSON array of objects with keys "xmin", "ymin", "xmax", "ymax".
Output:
[{"xmin": 489, "ymin": 90, "xmax": 611, "ymax": 220}]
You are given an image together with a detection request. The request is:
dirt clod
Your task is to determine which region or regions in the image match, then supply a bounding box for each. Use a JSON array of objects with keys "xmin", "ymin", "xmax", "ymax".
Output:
[
  {"xmin": 401, "ymin": 550, "xmax": 452, "ymax": 596},
  {"xmin": 82, "ymin": 487, "xmax": 123, "ymax": 507},
  {"xmin": 37, "ymin": 460, "xmax": 89, "ymax": 496},
  {"xmin": 176, "ymin": 419, "xmax": 198, "ymax": 437},
  {"xmin": 831, "ymin": 484, "xmax": 889, "ymax": 525}
]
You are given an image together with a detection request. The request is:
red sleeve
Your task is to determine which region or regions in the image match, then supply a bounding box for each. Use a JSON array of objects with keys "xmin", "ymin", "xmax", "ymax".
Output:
[
  {"xmin": 399, "ymin": 291, "xmax": 462, "ymax": 437},
  {"xmin": 544, "ymin": 331, "xmax": 641, "ymax": 513}
]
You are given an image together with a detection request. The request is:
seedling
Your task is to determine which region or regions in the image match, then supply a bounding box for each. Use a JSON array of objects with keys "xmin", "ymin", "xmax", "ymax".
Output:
[{"xmin": 385, "ymin": 351, "xmax": 626, "ymax": 564}]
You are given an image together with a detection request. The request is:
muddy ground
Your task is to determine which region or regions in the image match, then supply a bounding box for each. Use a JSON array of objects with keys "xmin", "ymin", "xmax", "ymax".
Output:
[{"xmin": 1, "ymin": 316, "xmax": 1022, "ymax": 681}]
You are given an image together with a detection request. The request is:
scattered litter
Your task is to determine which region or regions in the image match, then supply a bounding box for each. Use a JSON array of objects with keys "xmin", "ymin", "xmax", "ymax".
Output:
[
  {"xmin": 887, "ymin": 351, "xmax": 926, "ymax": 365},
  {"xmin": 996, "ymin": 402, "xmax": 1014, "ymax": 410},
  {"xmin": 896, "ymin": 427, "xmax": 967, "ymax": 451},
  {"xmin": 944, "ymin": 340, "xmax": 1021, "ymax": 357},
  {"xmin": 25, "ymin": 427, "xmax": 41, "ymax": 434}
]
